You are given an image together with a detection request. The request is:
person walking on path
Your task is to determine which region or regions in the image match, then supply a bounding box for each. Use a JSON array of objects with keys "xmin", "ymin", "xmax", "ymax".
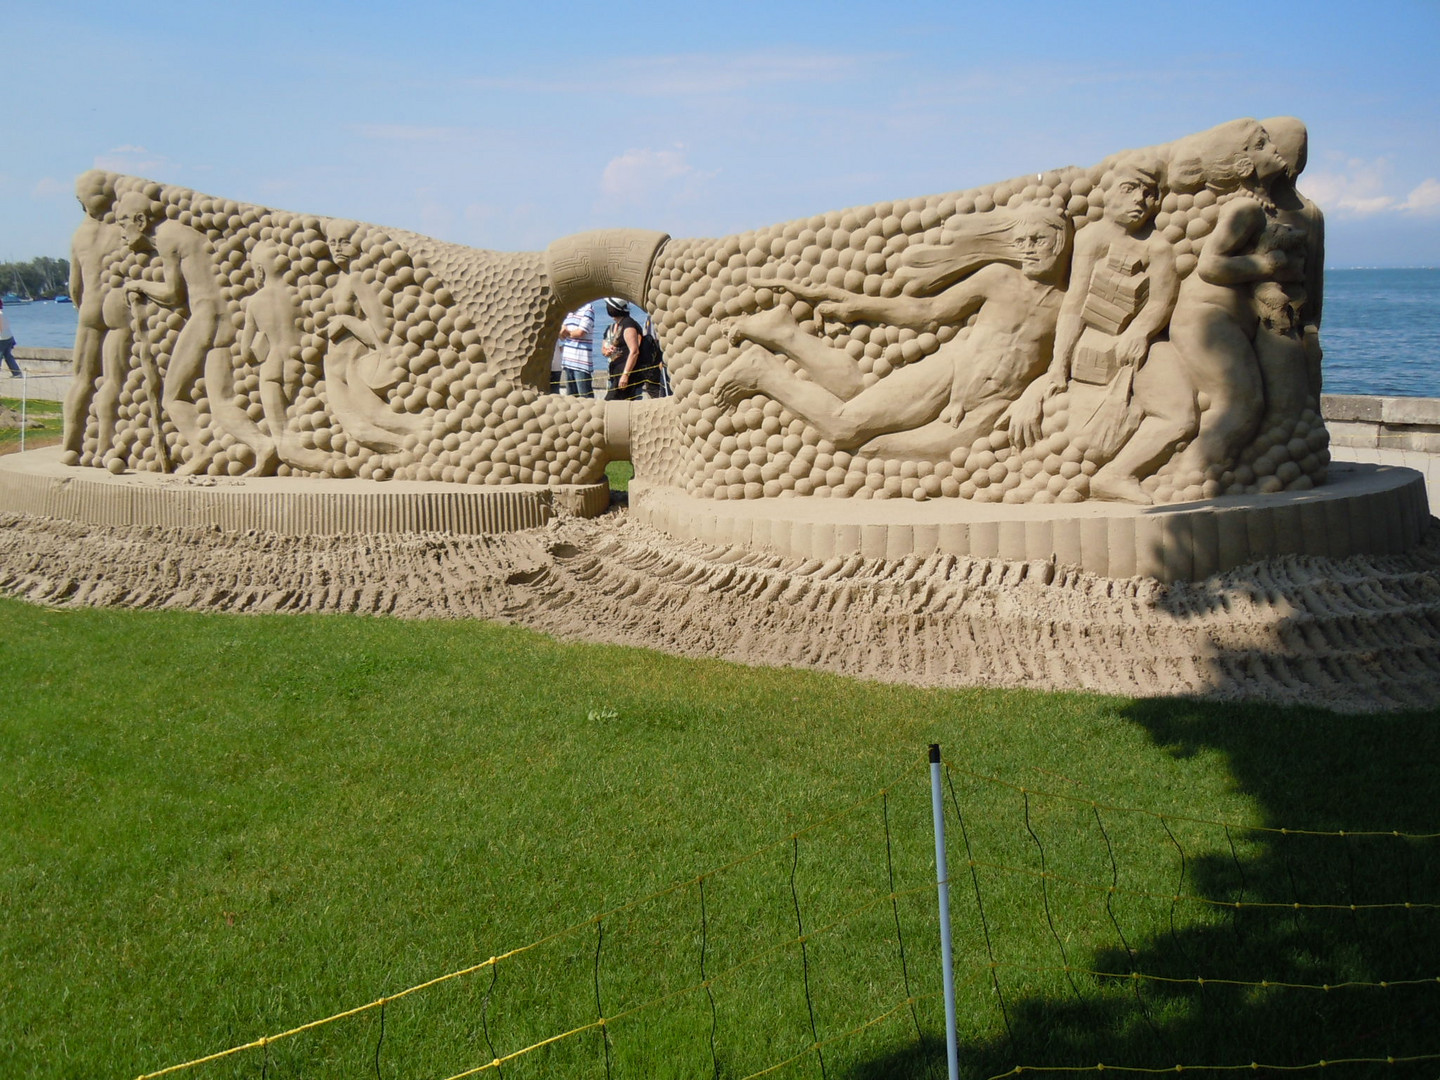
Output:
[
  {"xmin": 558, "ymin": 303, "xmax": 595, "ymax": 397},
  {"xmin": 0, "ymin": 300, "xmax": 21, "ymax": 378}
]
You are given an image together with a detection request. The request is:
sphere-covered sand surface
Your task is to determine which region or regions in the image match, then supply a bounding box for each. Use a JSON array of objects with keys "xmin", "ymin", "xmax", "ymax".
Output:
[{"xmin": 1, "ymin": 509, "xmax": 1437, "ymax": 713}]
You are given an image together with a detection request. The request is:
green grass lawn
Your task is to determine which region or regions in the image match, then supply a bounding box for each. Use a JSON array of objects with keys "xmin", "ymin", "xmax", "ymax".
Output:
[
  {"xmin": 606, "ymin": 460, "xmax": 634, "ymax": 493},
  {"xmin": 0, "ymin": 396, "xmax": 63, "ymax": 456},
  {"xmin": 1, "ymin": 596, "xmax": 1437, "ymax": 1079}
]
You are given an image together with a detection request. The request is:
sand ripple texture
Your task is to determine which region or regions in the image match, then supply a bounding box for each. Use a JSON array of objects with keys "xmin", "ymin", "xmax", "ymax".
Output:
[{"xmin": 2, "ymin": 510, "xmax": 1438, "ymax": 713}]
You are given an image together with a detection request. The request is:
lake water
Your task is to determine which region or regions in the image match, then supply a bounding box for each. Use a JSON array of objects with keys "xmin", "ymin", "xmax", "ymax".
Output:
[{"xmin": 9, "ymin": 269, "xmax": 1438, "ymax": 397}]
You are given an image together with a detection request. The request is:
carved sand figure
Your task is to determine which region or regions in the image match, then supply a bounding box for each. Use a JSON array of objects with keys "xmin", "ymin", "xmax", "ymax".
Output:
[
  {"xmin": 1164, "ymin": 118, "xmax": 1298, "ymax": 480},
  {"xmin": 1256, "ymin": 115, "xmax": 1325, "ymax": 416},
  {"xmin": 318, "ymin": 218, "xmax": 430, "ymax": 454},
  {"xmin": 238, "ymin": 241, "xmax": 327, "ymax": 473},
  {"xmin": 1021, "ymin": 159, "xmax": 1192, "ymax": 503},
  {"xmin": 61, "ymin": 171, "xmax": 130, "ymax": 465},
  {"xmin": 116, "ymin": 191, "xmax": 273, "ymax": 475},
  {"xmin": 714, "ymin": 205, "xmax": 1068, "ymax": 457}
]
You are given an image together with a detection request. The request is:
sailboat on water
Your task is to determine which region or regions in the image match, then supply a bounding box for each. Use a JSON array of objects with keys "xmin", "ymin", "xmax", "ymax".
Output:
[{"xmin": 1, "ymin": 269, "xmax": 34, "ymax": 305}]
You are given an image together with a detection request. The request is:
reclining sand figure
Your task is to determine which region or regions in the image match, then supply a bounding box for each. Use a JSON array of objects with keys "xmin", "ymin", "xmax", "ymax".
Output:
[
  {"xmin": 714, "ymin": 205, "xmax": 1068, "ymax": 458},
  {"xmin": 318, "ymin": 218, "xmax": 430, "ymax": 455}
]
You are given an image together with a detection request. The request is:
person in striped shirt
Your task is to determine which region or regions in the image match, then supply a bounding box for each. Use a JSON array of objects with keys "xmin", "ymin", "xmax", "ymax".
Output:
[{"xmin": 558, "ymin": 303, "xmax": 595, "ymax": 397}]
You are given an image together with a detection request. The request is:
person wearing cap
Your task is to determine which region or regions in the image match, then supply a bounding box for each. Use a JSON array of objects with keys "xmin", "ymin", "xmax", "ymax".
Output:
[
  {"xmin": 601, "ymin": 297, "xmax": 644, "ymax": 401},
  {"xmin": 0, "ymin": 300, "xmax": 20, "ymax": 377}
]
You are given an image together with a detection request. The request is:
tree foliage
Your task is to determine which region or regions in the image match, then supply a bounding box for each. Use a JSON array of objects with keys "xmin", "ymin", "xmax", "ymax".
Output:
[{"xmin": 1, "ymin": 257, "xmax": 71, "ymax": 299}]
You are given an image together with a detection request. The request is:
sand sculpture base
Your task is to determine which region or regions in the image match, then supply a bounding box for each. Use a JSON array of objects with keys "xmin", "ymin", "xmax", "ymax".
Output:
[
  {"xmin": 0, "ymin": 448, "xmax": 609, "ymax": 536},
  {"xmin": 630, "ymin": 463, "xmax": 1429, "ymax": 583}
]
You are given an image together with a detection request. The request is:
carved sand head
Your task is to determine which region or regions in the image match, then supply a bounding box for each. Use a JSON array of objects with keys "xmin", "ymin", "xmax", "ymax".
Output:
[
  {"xmin": 115, "ymin": 190, "xmax": 154, "ymax": 250},
  {"xmin": 1103, "ymin": 158, "xmax": 1161, "ymax": 231},
  {"xmin": 1168, "ymin": 118, "xmax": 1286, "ymax": 193},
  {"xmin": 252, "ymin": 240, "xmax": 283, "ymax": 282},
  {"xmin": 75, "ymin": 170, "xmax": 115, "ymax": 220},
  {"xmin": 1008, "ymin": 204, "xmax": 1068, "ymax": 280},
  {"xmin": 1261, "ymin": 116, "xmax": 1308, "ymax": 181},
  {"xmin": 324, "ymin": 219, "xmax": 360, "ymax": 269}
]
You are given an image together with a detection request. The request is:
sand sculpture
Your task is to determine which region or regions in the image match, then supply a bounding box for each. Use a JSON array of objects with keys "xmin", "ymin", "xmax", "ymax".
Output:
[
  {"xmin": 10, "ymin": 116, "xmax": 1438, "ymax": 707},
  {"xmin": 60, "ymin": 116, "xmax": 1329, "ymax": 512}
]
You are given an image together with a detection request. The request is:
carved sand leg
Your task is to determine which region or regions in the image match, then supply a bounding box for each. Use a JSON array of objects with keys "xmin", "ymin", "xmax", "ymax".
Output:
[
  {"xmin": 724, "ymin": 307, "xmax": 865, "ymax": 400},
  {"xmin": 94, "ymin": 320, "xmax": 132, "ymax": 459},
  {"xmin": 718, "ymin": 343, "xmax": 952, "ymax": 451},
  {"xmin": 1254, "ymin": 327, "xmax": 1309, "ymax": 426},
  {"xmin": 204, "ymin": 347, "xmax": 278, "ymax": 475},
  {"xmin": 1088, "ymin": 344, "xmax": 1198, "ymax": 504},
  {"xmin": 1169, "ymin": 308, "xmax": 1264, "ymax": 478},
  {"xmin": 258, "ymin": 348, "xmax": 329, "ymax": 472},
  {"xmin": 323, "ymin": 345, "xmax": 429, "ymax": 454},
  {"xmin": 163, "ymin": 322, "xmax": 216, "ymax": 476},
  {"xmin": 62, "ymin": 324, "xmax": 105, "ymax": 462}
]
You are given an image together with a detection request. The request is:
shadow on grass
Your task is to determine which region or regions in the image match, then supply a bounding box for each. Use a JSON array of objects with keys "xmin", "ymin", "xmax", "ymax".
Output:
[{"xmin": 848, "ymin": 699, "xmax": 1440, "ymax": 1079}]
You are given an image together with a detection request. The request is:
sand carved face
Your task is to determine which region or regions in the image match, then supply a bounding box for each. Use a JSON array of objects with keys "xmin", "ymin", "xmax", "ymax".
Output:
[
  {"xmin": 1243, "ymin": 127, "xmax": 1287, "ymax": 183},
  {"xmin": 1011, "ymin": 217, "xmax": 1064, "ymax": 279},
  {"xmin": 1105, "ymin": 172, "xmax": 1159, "ymax": 231},
  {"xmin": 324, "ymin": 221, "xmax": 360, "ymax": 270},
  {"xmin": 116, "ymin": 192, "xmax": 153, "ymax": 250}
]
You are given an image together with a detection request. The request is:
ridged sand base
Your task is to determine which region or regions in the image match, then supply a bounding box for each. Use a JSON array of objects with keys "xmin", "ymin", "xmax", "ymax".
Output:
[
  {"xmin": 0, "ymin": 498, "xmax": 1437, "ymax": 712},
  {"xmin": 629, "ymin": 464, "xmax": 1429, "ymax": 583}
]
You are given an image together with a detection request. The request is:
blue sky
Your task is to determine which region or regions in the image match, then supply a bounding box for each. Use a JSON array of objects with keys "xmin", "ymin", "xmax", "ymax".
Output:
[{"xmin": 7, "ymin": 0, "xmax": 1439, "ymax": 266}]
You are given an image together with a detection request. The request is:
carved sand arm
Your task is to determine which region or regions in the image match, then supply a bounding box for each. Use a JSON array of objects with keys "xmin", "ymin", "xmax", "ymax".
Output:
[
  {"xmin": 824, "ymin": 274, "xmax": 990, "ymax": 332},
  {"xmin": 1197, "ymin": 202, "xmax": 1273, "ymax": 286},
  {"xmin": 1051, "ymin": 239, "xmax": 1101, "ymax": 381},
  {"xmin": 1126, "ymin": 239, "xmax": 1179, "ymax": 345}
]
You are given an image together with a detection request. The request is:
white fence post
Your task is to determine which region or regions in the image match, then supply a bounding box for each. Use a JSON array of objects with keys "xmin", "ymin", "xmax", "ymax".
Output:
[{"xmin": 930, "ymin": 743, "xmax": 960, "ymax": 1080}]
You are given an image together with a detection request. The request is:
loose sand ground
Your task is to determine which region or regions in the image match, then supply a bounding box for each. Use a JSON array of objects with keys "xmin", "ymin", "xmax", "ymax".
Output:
[{"xmin": 2, "ymin": 508, "xmax": 1438, "ymax": 712}]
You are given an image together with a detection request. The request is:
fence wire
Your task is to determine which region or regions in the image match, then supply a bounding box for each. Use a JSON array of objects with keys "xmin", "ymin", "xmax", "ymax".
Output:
[{"xmin": 133, "ymin": 751, "xmax": 1439, "ymax": 1080}]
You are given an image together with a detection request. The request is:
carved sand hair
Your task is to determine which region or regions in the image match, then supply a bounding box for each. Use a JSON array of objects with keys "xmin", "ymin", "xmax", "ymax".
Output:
[
  {"xmin": 1105, "ymin": 154, "xmax": 1163, "ymax": 191},
  {"xmin": 898, "ymin": 203, "xmax": 1069, "ymax": 294},
  {"xmin": 1167, "ymin": 118, "xmax": 1267, "ymax": 193}
]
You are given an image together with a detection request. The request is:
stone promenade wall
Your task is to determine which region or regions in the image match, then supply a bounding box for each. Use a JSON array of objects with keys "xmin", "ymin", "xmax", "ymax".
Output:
[{"xmin": 1323, "ymin": 394, "xmax": 1440, "ymax": 510}]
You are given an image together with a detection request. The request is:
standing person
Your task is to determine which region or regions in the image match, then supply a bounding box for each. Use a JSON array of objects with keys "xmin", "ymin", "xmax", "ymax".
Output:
[
  {"xmin": 0, "ymin": 300, "xmax": 19, "ymax": 377},
  {"xmin": 558, "ymin": 303, "xmax": 595, "ymax": 397},
  {"xmin": 602, "ymin": 297, "xmax": 644, "ymax": 401}
]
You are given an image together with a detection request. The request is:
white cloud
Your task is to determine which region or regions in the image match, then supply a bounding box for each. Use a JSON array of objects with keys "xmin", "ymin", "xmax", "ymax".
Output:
[
  {"xmin": 1299, "ymin": 157, "xmax": 1440, "ymax": 219},
  {"xmin": 1401, "ymin": 178, "xmax": 1440, "ymax": 214},
  {"xmin": 31, "ymin": 177, "xmax": 66, "ymax": 198},
  {"xmin": 93, "ymin": 145, "xmax": 173, "ymax": 176},
  {"xmin": 1299, "ymin": 157, "xmax": 1396, "ymax": 216},
  {"xmin": 600, "ymin": 146, "xmax": 717, "ymax": 206}
]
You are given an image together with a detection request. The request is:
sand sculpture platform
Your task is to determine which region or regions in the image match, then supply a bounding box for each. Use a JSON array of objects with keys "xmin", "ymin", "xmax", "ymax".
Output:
[
  {"xmin": 630, "ymin": 463, "xmax": 1430, "ymax": 582},
  {"xmin": 0, "ymin": 448, "xmax": 609, "ymax": 536}
]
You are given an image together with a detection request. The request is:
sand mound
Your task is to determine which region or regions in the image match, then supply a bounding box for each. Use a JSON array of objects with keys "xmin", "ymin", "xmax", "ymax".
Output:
[{"xmin": 1, "ymin": 509, "xmax": 1438, "ymax": 712}]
